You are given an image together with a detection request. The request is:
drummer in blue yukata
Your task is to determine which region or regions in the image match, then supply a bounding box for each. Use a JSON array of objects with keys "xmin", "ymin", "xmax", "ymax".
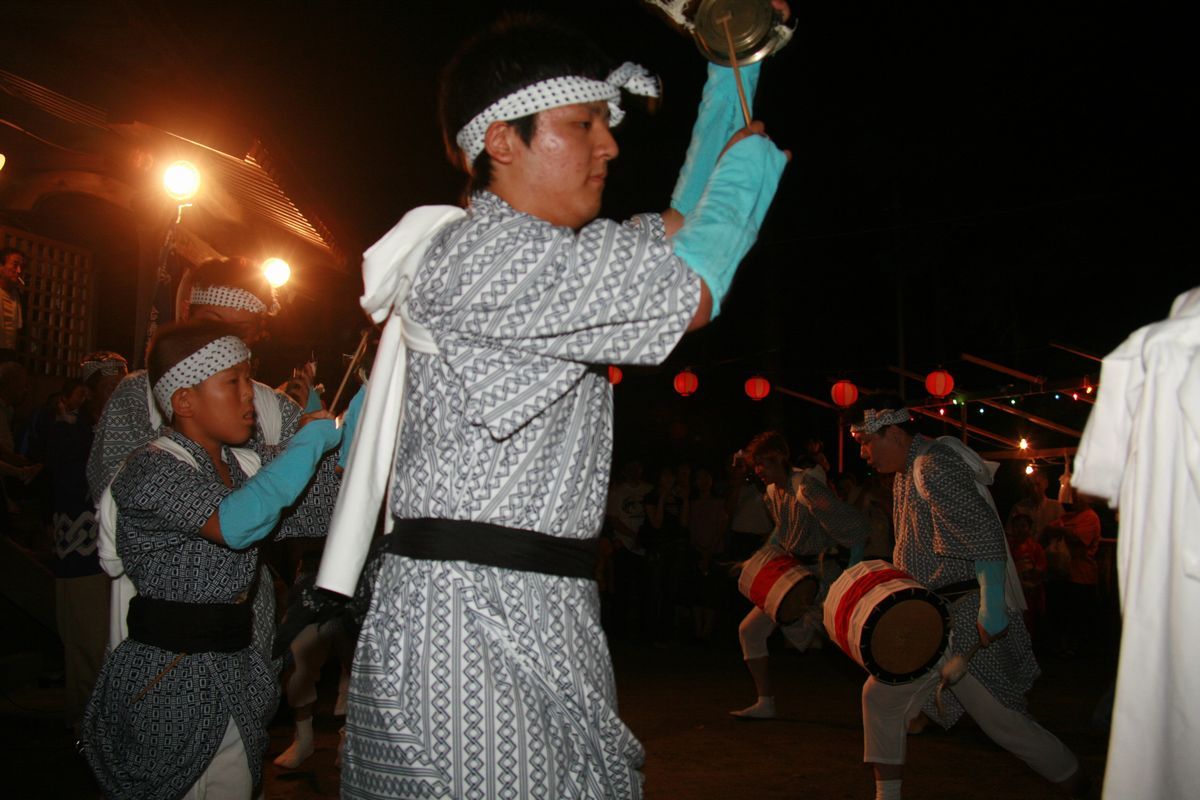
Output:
[{"xmin": 317, "ymin": 12, "xmax": 789, "ymax": 800}]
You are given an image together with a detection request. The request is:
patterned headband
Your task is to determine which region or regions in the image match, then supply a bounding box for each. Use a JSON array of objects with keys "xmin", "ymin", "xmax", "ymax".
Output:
[
  {"xmin": 153, "ymin": 335, "xmax": 251, "ymax": 420},
  {"xmin": 80, "ymin": 352, "xmax": 128, "ymax": 382},
  {"xmin": 190, "ymin": 285, "xmax": 279, "ymax": 316},
  {"xmin": 850, "ymin": 408, "xmax": 912, "ymax": 436},
  {"xmin": 455, "ymin": 62, "xmax": 660, "ymax": 163}
]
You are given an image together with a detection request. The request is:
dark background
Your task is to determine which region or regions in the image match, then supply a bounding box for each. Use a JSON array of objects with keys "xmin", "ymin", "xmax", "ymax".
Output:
[{"xmin": 2, "ymin": 0, "xmax": 1193, "ymax": 485}]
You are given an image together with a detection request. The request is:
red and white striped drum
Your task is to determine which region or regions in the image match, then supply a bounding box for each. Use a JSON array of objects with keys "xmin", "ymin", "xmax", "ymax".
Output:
[
  {"xmin": 738, "ymin": 547, "xmax": 818, "ymax": 625},
  {"xmin": 823, "ymin": 560, "xmax": 950, "ymax": 685}
]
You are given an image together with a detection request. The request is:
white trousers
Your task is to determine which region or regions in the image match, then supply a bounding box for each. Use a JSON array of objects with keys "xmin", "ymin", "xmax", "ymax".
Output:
[
  {"xmin": 180, "ymin": 717, "xmax": 255, "ymax": 799},
  {"xmin": 861, "ymin": 657, "xmax": 1078, "ymax": 783},
  {"xmin": 738, "ymin": 605, "xmax": 820, "ymax": 660}
]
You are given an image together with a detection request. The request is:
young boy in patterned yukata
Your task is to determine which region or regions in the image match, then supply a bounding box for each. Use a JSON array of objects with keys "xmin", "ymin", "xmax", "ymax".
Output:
[
  {"xmin": 81, "ymin": 321, "xmax": 342, "ymax": 799},
  {"xmin": 851, "ymin": 400, "xmax": 1090, "ymax": 800},
  {"xmin": 315, "ymin": 13, "xmax": 789, "ymax": 800}
]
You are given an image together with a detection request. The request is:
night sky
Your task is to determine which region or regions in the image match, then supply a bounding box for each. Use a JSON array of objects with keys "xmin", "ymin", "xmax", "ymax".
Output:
[{"xmin": 3, "ymin": 1, "xmax": 1193, "ymax": 475}]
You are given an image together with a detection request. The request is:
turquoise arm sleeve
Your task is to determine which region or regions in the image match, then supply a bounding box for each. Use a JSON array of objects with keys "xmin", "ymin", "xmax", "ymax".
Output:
[
  {"xmin": 975, "ymin": 559, "xmax": 1009, "ymax": 636},
  {"xmin": 338, "ymin": 385, "xmax": 365, "ymax": 469},
  {"xmin": 304, "ymin": 387, "xmax": 323, "ymax": 413},
  {"xmin": 671, "ymin": 62, "xmax": 762, "ymax": 216},
  {"xmin": 671, "ymin": 135, "xmax": 787, "ymax": 316},
  {"xmin": 848, "ymin": 542, "xmax": 865, "ymax": 567},
  {"xmin": 217, "ymin": 419, "xmax": 342, "ymax": 549}
]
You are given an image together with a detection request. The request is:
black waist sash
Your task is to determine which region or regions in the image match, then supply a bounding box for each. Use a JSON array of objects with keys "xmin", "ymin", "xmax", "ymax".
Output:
[
  {"xmin": 387, "ymin": 517, "xmax": 598, "ymax": 580},
  {"xmin": 126, "ymin": 595, "xmax": 252, "ymax": 653},
  {"xmin": 934, "ymin": 578, "xmax": 981, "ymax": 601}
]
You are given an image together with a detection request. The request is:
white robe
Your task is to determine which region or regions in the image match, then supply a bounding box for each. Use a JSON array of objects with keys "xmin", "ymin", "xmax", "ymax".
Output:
[{"xmin": 1073, "ymin": 286, "xmax": 1200, "ymax": 800}]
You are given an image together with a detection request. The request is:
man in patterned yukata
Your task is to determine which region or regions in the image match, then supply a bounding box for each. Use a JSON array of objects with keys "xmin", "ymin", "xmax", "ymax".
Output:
[
  {"xmin": 316, "ymin": 15, "xmax": 788, "ymax": 800},
  {"xmin": 851, "ymin": 401, "xmax": 1089, "ymax": 800},
  {"xmin": 730, "ymin": 430, "xmax": 869, "ymax": 720}
]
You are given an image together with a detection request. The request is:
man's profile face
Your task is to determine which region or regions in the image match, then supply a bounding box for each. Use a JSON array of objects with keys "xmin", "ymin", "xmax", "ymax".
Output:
[
  {"xmin": 506, "ymin": 102, "xmax": 618, "ymax": 230},
  {"xmin": 752, "ymin": 450, "xmax": 789, "ymax": 488},
  {"xmin": 1, "ymin": 253, "xmax": 26, "ymax": 288},
  {"xmin": 854, "ymin": 426, "xmax": 909, "ymax": 474}
]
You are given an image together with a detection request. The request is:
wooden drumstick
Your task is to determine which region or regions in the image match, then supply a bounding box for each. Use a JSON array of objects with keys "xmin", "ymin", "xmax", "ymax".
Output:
[
  {"xmin": 329, "ymin": 329, "xmax": 370, "ymax": 413},
  {"xmin": 718, "ymin": 14, "xmax": 753, "ymax": 128}
]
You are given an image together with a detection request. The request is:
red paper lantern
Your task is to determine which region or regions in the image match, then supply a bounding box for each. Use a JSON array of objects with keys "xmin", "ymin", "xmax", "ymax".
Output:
[
  {"xmin": 925, "ymin": 369, "xmax": 955, "ymax": 398},
  {"xmin": 607, "ymin": 365, "xmax": 623, "ymax": 385},
  {"xmin": 744, "ymin": 375, "xmax": 771, "ymax": 401},
  {"xmin": 674, "ymin": 368, "xmax": 699, "ymax": 397},
  {"xmin": 831, "ymin": 379, "xmax": 858, "ymax": 408}
]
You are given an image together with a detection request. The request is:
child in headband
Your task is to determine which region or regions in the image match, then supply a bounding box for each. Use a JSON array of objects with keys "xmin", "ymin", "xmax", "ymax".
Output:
[{"xmin": 81, "ymin": 320, "xmax": 341, "ymax": 799}]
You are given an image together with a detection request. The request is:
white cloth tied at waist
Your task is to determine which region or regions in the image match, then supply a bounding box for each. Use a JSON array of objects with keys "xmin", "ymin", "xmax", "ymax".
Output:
[{"xmin": 316, "ymin": 205, "xmax": 466, "ymax": 596}]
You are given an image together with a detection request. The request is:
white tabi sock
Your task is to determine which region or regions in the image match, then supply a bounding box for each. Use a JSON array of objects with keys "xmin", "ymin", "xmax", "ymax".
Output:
[{"xmin": 875, "ymin": 778, "xmax": 902, "ymax": 800}]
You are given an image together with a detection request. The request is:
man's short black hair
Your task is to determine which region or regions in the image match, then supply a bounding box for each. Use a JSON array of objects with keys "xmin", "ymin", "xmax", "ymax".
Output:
[
  {"xmin": 439, "ymin": 15, "xmax": 612, "ymax": 195},
  {"xmin": 0, "ymin": 246, "xmax": 26, "ymax": 262}
]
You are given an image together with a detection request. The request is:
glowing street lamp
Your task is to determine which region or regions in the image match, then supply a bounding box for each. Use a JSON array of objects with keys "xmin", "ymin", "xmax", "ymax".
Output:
[
  {"xmin": 262, "ymin": 257, "xmax": 291, "ymax": 288},
  {"xmin": 163, "ymin": 160, "xmax": 201, "ymax": 202}
]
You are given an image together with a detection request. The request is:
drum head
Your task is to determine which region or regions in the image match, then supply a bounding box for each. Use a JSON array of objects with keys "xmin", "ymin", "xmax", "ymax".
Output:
[
  {"xmin": 773, "ymin": 576, "xmax": 817, "ymax": 625},
  {"xmin": 692, "ymin": 0, "xmax": 781, "ymax": 67},
  {"xmin": 867, "ymin": 598, "xmax": 949, "ymax": 682}
]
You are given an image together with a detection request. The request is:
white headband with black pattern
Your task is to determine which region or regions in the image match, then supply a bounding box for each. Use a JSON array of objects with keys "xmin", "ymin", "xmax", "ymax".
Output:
[
  {"xmin": 153, "ymin": 336, "xmax": 251, "ymax": 420},
  {"xmin": 80, "ymin": 354, "xmax": 127, "ymax": 382},
  {"xmin": 190, "ymin": 285, "xmax": 279, "ymax": 316},
  {"xmin": 455, "ymin": 62, "xmax": 660, "ymax": 163},
  {"xmin": 851, "ymin": 408, "xmax": 912, "ymax": 436}
]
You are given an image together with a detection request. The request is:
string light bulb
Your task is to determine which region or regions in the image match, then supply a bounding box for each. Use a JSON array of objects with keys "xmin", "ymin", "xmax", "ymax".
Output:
[
  {"xmin": 1019, "ymin": 437, "xmax": 1029, "ymax": 450},
  {"xmin": 1025, "ymin": 463, "xmax": 1035, "ymax": 475}
]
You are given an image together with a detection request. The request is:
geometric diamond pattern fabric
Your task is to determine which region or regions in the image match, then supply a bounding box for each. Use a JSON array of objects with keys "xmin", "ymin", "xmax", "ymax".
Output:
[
  {"xmin": 892, "ymin": 435, "xmax": 1040, "ymax": 727},
  {"xmin": 81, "ymin": 433, "xmax": 272, "ymax": 798},
  {"xmin": 390, "ymin": 191, "xmax": 699, "ymax": 537},
  {"xmin": 343, "ymin": 556, "xmax": 646, "ymax": 799},
  {"xmin": 80, "ymin": 431, "xmax": 340, "ymax": 798},
  {"xmin": 351, "ymin": 191, "xmax": 700, "ymax": 798}
]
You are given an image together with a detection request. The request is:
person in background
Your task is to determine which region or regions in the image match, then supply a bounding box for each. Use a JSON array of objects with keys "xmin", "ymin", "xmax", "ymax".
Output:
[
  {"xmin": 730, "ymin": 431, "xmax": 868, "ymax": 720},
  {"xmin": 48, "ymin": 351, "xmax": 127, "ymax": 736},
  {"xmin": 1007, "ymin": 510, "xmax": 1046, "ymax": 642},
  {"xmin": 686, "ymin": 466, "xmax": 726, "ymax": 642},
  {"xmin": 851, "ymin": 401, "xmax": 1087, "ymax": 800},
  {"xmin": 0, "ymin": 246, "xmax": 26, "ymax": 357},
  {"xmin": 1044, "ymin": 492, "xmax": 1101, "ymax": 657}
]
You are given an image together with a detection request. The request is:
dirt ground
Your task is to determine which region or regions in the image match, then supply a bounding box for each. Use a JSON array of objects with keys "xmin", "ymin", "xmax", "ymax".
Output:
[{"xmin": 4, "ymin": 627, "xmax": 1112, "ymax": 799}]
